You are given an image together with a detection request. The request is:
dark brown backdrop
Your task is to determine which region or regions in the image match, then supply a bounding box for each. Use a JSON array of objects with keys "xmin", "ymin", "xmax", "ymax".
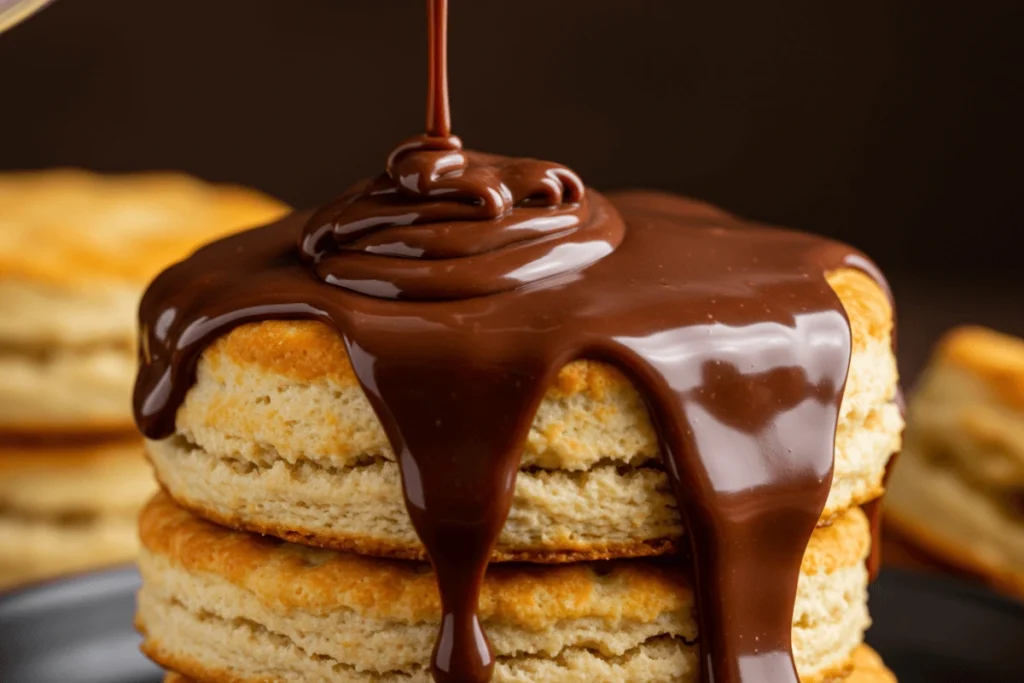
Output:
[{"xmin": 1, "ymin": 0, "xmax": 1021, "ymax": 377}]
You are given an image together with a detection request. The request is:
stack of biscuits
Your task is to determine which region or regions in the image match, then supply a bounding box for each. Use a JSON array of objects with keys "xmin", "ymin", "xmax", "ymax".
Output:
[
  {"xmin": 137, "ymin": 268, "xmax": 902, "ymax": 682},
  {"xmin": 887, "ymin": 326, "xmax": 1024, "ymax": 598},
  {"xmin": 0, "ymin": 170, "xmax": 286, "ymax": 589}
]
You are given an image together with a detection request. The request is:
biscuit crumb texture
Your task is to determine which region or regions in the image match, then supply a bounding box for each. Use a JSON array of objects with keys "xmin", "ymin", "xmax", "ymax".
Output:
[{"xmin": 138, "ymin": 494, "xmax": 872, "ymax": 683}]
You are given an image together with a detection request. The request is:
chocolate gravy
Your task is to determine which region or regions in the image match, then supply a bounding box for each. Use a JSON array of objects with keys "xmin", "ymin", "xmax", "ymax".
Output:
[{"xmin": 133, "ymin": 2, "xmax": 895, "ymax": 682}]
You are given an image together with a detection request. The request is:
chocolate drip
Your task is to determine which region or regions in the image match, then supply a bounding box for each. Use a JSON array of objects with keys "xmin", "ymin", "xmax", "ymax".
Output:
[
  {"xmin": 133, "ymin": 3, "xmax": 894, "ymax": 683},
  {"xmin": 425, "ymin": 0, "xmax": 449, "ymax": 139}
]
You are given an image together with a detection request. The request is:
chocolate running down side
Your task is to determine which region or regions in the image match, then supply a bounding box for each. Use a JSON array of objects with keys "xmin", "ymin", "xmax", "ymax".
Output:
[{"xmin": 133, "ymin": 2, "xmax": 892, "ymax": 683}]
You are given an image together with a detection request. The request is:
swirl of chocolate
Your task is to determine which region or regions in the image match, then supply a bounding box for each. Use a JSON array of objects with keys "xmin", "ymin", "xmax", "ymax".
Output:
[{"xmin": 298, "ymin": 134, "xmax": 625, "ymax": 300}]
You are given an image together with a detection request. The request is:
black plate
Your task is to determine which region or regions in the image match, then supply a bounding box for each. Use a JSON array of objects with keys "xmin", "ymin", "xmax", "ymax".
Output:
[
  {"xmin": 0, "ymin": 566, "xmax": 162, "ymax": 683},
  {"xmin": 866, "ymin": 570, "xmax": 1024, "ymax": 682},
  {"xmin": 1, "ymin": 568, "xmax": 1022, "ymax": 682}
]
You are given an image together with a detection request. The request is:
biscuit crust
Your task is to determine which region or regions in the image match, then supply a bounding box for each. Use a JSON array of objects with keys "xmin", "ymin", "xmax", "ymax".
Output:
[
  {"xmin": 138, "ymin": 493, "xmax": 872, "ymax": 682},
  {"xmin": 0, "ymin": 169, "xmax": 287, "ymax": 286},
  {"xmin": 161, "ymin": 645, "xmax": 896, "ymax": 683},
  {"xmin": 936, "ymin": 326, "xmax": 1024, "ymax": 411}
]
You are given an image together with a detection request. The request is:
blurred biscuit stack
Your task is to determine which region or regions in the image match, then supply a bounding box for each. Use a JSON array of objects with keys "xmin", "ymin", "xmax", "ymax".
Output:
[
  {"xmin": 0, "ymin": 170, "xmax": 286, "ymax": 589},
  {"xmin": 887, "ymin": 326, "xmax": 1024, "ymax": 598}
]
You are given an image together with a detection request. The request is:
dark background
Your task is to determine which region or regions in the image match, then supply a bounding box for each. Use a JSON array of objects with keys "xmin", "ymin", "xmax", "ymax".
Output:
[{"xmin": 1, "ymin": 0, "xmax": 1021, "ymax": 380}]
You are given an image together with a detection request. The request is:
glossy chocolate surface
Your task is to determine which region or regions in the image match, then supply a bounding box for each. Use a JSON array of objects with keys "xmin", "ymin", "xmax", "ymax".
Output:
[{"xmin": 134, "ymin": 2, "xmax": 894, "ymax": 682}]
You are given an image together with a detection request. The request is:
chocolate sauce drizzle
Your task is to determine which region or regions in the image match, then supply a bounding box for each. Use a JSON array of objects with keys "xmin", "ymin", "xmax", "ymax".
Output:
[
  {"xmin": 298, "ymin": 137, "xmax": 624, "ymax": 300},
  {"xmin": 133, "ymin": 2, "xmax": 895, "ymax": 682}
]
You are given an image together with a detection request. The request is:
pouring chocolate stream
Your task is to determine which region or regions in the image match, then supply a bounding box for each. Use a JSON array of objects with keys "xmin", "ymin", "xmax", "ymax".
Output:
[{"xmin": 133, "ymin": 2, "xmax": 893, "ymax": 682}]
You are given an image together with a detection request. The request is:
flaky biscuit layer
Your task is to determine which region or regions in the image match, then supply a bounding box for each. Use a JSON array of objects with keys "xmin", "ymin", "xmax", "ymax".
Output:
[
  {"xmin": 160, "ymin": 645, "xmax": 894, "ymax": 683},
  {"xmin": 149, "ymin": 398, "xmax": 899, "ymax": 562},
  {"xmin": 0, "ymin": 512, "xmax": 139, "ymax": 591},
  {"xmin": 0, "ymin": 438, "xmax": 154, "ymax": 516},
  {"xmin": 138, "ymin": 493, "xmax": 872, "ymax": 682},
  {"xmin": 0, "ymin": 344, "xmax": 137, "ymax": 435},
  {"xmin": 0, "ymin": 439, "xmax": 155, "ymax": 589}
]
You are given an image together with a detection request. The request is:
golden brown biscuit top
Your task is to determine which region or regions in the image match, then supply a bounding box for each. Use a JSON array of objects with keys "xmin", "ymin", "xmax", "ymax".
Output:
[
  {"xmin": 202, "ymin": 268, "xmax": 892, "ymax": 399},
  {"xmin": 936, "ymin": 326, "xmax": 1024, "ymax": 411},
  {"xmin": 0, "ymin": 169, "xmax": 287, "ymax": 285}
]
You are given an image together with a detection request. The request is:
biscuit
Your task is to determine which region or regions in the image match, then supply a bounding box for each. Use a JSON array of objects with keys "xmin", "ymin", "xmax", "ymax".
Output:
[
  {"xmin": 845, "ymin": 646, "xmax": 897, "ymax": 683},
  {"xmin": 0, "ymin": 169, "xmax": 287, "ymax": 435},
  {"xmin": 137, "ymin": 493, "xmax": 873, "ymax": 683},
  {"xmin": 147, "ymin": 269, "xmax": 901, "ymax": 561},
  {"xmin": 0, "ymin": 439, "xmax": 156, "ymax": 588},
  {"xmin": 162, "ymin": 645, "xmax": 895, "ymax": 683},
  {"xmin": 887, "ymin": 326, "xmax": 1024, "ymax": 597}
]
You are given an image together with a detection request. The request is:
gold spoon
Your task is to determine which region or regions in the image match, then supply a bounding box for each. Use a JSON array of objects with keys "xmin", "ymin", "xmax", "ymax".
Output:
[{"xmin": 0, "ymin": 0, "xmax": 54, "ymax": 34}]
